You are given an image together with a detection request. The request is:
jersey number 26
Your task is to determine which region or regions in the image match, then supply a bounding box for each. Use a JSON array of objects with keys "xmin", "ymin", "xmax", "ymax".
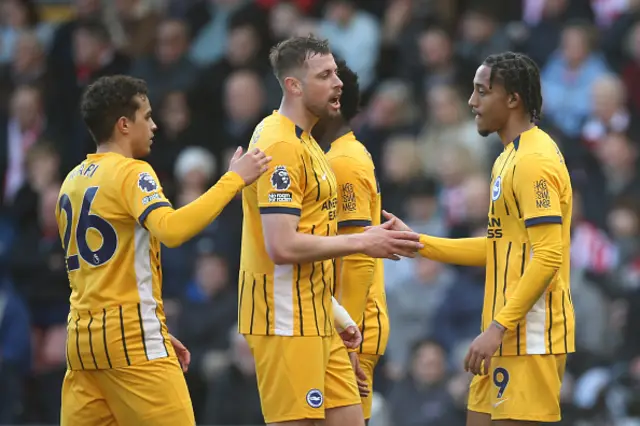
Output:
[{"xmin": 59, "ymin": 186, "xmax": 118, "ymax": 272}]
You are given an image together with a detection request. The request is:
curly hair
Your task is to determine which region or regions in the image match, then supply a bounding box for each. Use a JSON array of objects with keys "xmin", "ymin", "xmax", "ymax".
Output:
[
  {"xmin": 80, "ymin": 75, "xmax": 148, "ymax": 144},
  {"xmin": 483, "ymin": 51, "xmax": 543, "ymax": 122},
  {"xmin": 269, "ymin": 35, "xmax": 331, "ymax": 83},
  {"xmin": 335, "ymin": 59, "xmax": 360, "ymax": 122}
]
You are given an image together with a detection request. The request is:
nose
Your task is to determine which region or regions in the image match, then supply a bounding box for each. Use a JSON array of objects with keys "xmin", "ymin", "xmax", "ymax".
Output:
[
  {"xmin": 151, "ymin": 119, "xmax": 158, "ymax": 132},
  {"xmin": 468, "ymin": 92, "xmax": 476, "ymax": 109},
  {"xmin": 334, "ymin": 73, "xmax": 343, "ymax": 89}
]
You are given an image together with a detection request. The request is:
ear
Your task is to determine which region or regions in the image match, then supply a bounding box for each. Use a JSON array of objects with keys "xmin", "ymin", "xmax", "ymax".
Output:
[
  {"xmin": 283, "ymin": 76, "xmax": 302, "ymax": 97},
  {"xmin": 115, "ymin": 116, "xmax": 130, "ymax": 135},
  {"xmin": 508, "ymin": 92, "xmax": 520, "ymax": 110}
]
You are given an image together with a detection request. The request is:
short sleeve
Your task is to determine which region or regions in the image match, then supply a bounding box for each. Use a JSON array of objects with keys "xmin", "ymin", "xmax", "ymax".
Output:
[
  {"xmin": 330, "ymin": 156, "xmax": 374, "ymax": 228},
  {"xmin": 120, "ymin": 161, "xmax": 172, "ymax": 226},
  {"xmin": 257, "ymin": 142, "xmax": 304, "ymax": 216},
  {"xmin": 513, "ymin": 155, "xmax": 563, "ymax": 228}
]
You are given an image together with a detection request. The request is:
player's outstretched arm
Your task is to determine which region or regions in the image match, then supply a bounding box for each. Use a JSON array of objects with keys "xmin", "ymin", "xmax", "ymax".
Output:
[
  {"xmin": 378, "ymin": 211, "xmax": 486, "ymax": 267},
  {"xmin": 262, "ymin": 214, "xmax": 423, "ymax": 264},
  {"xmin": 259, "ymin": 142, "xmax": 422, "ymax": 264},
  {"xmin": 134, "ymin": 147, "xmax": 270, "ymax": 247}
]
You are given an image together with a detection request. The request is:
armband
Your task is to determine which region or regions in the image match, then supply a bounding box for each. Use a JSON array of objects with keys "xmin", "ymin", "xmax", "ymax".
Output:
[{"xmin": 332, "ymin": 296, "xmax": 356, "ymax": 332}]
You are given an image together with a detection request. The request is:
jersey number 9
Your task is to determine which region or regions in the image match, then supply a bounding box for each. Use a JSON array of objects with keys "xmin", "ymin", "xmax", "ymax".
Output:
[{"xmin": 59, "ymin": 186, "xmax": 118, "ymax": 272}]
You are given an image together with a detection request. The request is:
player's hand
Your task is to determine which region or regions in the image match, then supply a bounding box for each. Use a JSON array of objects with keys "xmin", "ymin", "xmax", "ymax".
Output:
[
  {"xmin": 464, "ymin": 321, "xmax": 505, "ymax": 375},
  {"xmin": 359, "ymin": 227, "xmax": 423, "ymax": 260},
  {"xmin": 170, "ymin": 334, "xmax": 191, "ymax": 373},
  {"xmin": 348, "ymin": 352, "xmax": 370, "ymax": 398},
  {"xmin": 228, "ymin": 146, "xmax": 271, "ymax": 185},
  {"xmin": 340, "ymin": 325, "xmax": 362, "ymax": 349},
  {"xmin": 379, "ymin": 210, "xmax": 414, "ymax": 232}
]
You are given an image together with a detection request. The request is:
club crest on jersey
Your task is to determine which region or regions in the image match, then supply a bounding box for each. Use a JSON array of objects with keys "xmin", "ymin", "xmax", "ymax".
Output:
[
  {"xmin": 271, "ymin": 165, "xmax": 291, "ymax": 191},
  {"xmin": 491, "ymin": 176, "xmax": 502, "ymax": 201},
  {"xmin": 306, "ymin": 389, "xmax": 323, "ymax": 408},
  {"xmin": 138, "ymin": 172, "xmax": 158, "ymax": 193}
]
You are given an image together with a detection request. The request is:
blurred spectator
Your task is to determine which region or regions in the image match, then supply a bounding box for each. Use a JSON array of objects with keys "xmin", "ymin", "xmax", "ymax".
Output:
[
  {"xmin": 386, "ymin": 258, "xmax": 454, "ymax": 371},
  {"xmin": 541, "ymin": 20, "xmax": 610, "ymax": 138},
  {"xmin": 202, "ymin": 327, "xmax": 263, "ymax": 425},
  {"xmin": 387, "ymin": 339, "xmax": 463, "ymax": 425},
  {"xmin": 1, "ymin": 85, "xmax": 48, "ymax": 206},
  {"xmin": 417, "ymin": 83, "xmax": 492, "ymax": 176},
  {"xmin": 319, "ymin": 0, "xmax": 380, "ymax": 91},
  {"xmin": 113, "ymin": 0, "xmax": 161, "ymax": 57},
  {"xmin": 130, "ymin": 18, "xmax": 199, "ymax": 108},
  {"xmin": 0, "ymin": 0, "xmax": 54, "ymax": 64},
  {"xmin": 176, "ymin": 237, "xmax": 238, "ymax": 421},
  {"xmin": 0, "ymin": 277, "xmax": 31, "ymax": 424}
]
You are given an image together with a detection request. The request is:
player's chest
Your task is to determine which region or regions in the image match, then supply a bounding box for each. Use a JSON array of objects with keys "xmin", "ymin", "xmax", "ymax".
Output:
[
  {"xmin": 488, "ymin": 154, "xmax": 521, "ymax": 229},
  {"xmin": 301, "ymin": 149, "xmax": 338, "ymax": 222}
]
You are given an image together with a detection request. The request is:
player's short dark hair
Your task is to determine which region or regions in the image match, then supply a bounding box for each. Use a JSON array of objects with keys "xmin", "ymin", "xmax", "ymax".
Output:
[
  {"xmin": 80, "ymin": 75, "xmax": 148, "ymax": 145},
  {"xmin": 335, "ymin": 59, "xmax": 360, "ymax": 122},
  {"xmin": 483, "ymin": 51, "xmax": 543, "ymax": 122},
  {"xmin": 269, "ymin": 36, "xmax": 331, "ymax": 83}
]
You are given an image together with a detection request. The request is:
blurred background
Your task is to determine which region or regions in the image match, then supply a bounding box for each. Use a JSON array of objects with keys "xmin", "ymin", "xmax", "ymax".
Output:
[{"xmin": 0, "ymin": 0, "xmax": 639, "ymax": 425}]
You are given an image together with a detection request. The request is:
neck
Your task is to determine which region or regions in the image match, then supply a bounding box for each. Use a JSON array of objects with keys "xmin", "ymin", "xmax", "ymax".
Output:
[
  {"xmin": 96, "ymin": 139, "xmax": 133, "ymax": 157},
  {"xmin": 278, "ymin": 97, "xmax": 318, "ymax": 134},
  {"xmin": 320, "ymin": 122, "xmax": 350, "ymax": 148},
  {"xmin": 497, "ymin": 115, "xmax": 535, "ymax": 147}
]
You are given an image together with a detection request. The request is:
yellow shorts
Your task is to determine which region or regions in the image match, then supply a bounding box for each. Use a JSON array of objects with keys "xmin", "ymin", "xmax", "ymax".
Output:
[
  {"xmin": 467, "ymin": 354, "xmax": 567, "ymax": 422},
  {"xmin": 357, "ymin": 353, "xmax": 380, "ymax": 420},
  {"xmin": 60, "ymin": 356, "xmax": 194, "ymax": 426},
  {"xmin": 245, "ymin": 333, "xmax": 360, "ymax": 423},
  {"xmin": 325, "ymin": 333, "xmax": 361, "ymax": 410}
]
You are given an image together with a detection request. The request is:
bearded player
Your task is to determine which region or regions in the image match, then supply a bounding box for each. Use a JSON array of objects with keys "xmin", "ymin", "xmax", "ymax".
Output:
[
  {"xmin": 56, "ymin": 75, "xmax": 269, "ymax": 425},
  {"xmin": 239, "ymin": 36, "xmax": 423, "ymax": 426},
  {"xmin": 379, "ymin": 52, "xmax": 575, "ymax": 425},
  {"xmin": 313, "ymin": 60, "xmax": 389, "ymax": 425}
]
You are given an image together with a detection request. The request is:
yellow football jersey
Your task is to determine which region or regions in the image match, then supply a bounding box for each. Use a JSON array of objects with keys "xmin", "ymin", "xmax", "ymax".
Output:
[
  {"xmin": 56, "ymin": 152, "xmax": 174, "ymax": 370},
  {"xmin": 485, "ymin": 126, "xmax": 575, "ymax": 356},
  {"xmin": 326, "ymin": 132, "xmax": 389, "ymax": 356},
  {"xmin": 239, "ymin": 111, "xmax": 338, "ymax": 337}
]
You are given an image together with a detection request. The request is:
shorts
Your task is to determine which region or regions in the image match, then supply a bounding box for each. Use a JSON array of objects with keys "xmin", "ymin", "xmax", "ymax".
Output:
[
  {"xmin": 60, "ymin": 356, "xmax": 194, "ymax": 426},
  {"xmin": 356, "ymin": 353, "xmax": 380, "ymax": 420},
  {"xmin": 467, "ymin": 354, "xmax": 567, "ymax": 422},
  {"xmin": 245, "ymin": 333, "xmax": 360, "ymax": 423}
]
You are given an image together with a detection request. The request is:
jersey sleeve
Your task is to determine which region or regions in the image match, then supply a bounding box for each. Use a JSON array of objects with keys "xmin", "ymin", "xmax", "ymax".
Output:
[
  {"xmin": 513, "ymin": 154, "xmax": 563, "ymax": 228},
  {"xmin": 120, "ymin": 161, "xmax": 172, "ymax": 226},
  {"xmin": 329, "ymin": 156, "xmax": 374, "ymax": 228},
  {"xmin": 257, "ymin": 142, "xmax": 304, "ymax": 216}
]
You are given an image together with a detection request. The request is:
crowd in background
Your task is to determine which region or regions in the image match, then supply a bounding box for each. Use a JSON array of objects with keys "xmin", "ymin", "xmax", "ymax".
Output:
[{"xmin": 1, "ymin": 0, "xmax": 640, "ymax": 424}]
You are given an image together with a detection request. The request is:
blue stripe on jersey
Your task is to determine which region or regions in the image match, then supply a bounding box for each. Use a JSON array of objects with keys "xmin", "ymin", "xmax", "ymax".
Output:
[
  {"xmin": 338, "ymin": 219, "xmax": 372, "ymax": 228},
  {"xmin": 524, "ymin": 215, "xmax": 562, "ymax": 227},
  {"xmin": 138, "ymin": 201, "xmax": 172, "ymax": 227},
  {"xmin": 259, "ymin": 206, "xmax": 302, "ymax": 216}
]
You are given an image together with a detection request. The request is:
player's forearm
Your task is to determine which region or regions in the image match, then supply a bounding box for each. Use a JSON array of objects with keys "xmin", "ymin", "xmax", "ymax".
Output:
[
  {"xmin": 269, "ymin": 231, "xmax": 364, "ymax": 265},
  {"xmin": 418, "ymin": 235, "xmax": 486, "ymax": 266},
  {"xmin": 145, "ymin": 172, "xmax": 245, "ymax": 247},
  {"xmin": 494, "ymin": 224, "xmax": 563, "ymax": 330}
]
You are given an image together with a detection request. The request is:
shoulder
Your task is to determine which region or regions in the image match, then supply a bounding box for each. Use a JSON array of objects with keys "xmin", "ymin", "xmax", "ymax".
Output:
[{"xmin": 250, "ymin": 115, "xmax": 302, "ymax": 151}]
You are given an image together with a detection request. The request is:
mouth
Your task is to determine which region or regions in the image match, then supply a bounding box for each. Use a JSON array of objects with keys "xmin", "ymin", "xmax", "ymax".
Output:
[{"xmin": 329, "ymin": 94, "xmax": 341, "ymax": 110}]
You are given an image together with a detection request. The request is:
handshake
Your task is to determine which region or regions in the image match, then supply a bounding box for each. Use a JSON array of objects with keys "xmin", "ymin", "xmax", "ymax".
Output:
[{"xmin": 355, "ymin": 210, "xmax": 423, "ymax": 261}]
